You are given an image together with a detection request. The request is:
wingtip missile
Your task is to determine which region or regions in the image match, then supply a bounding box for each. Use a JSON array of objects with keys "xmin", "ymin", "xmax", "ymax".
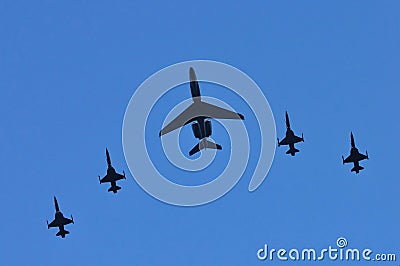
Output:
[
  {"xmin": 301, "ymin": 133, "xmax": 304, "ymax": 142},
  {"xmin": 46, "ymin": 220, "xmax": 49, "ymax": 229},
  {"xmin": 342, "ymin": 155, "xmax": 345, "ymax": 164},
  {"xmin": 366, "ymin": 150, "xmax": 369, "ymax": 159},
  {"xmin": 277, "ymin": 138, "xmax": 280, "ymax": 147},
  {"xmin": 71, "ymin": 215, "xmax": 74, "ymax": 224},
  {"xmin": 123, "ymin": 170, "xmax": 126, "ymax": 179}
]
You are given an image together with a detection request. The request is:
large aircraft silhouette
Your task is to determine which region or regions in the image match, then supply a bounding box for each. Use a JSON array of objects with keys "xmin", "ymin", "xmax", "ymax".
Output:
[
  {"xmin": 47, "ymin": 196, "xmax": 74, "ymax": 238},
  {"xmin": 99, "ymin": 148, "xmax": 126, "ymax": 193},
  {"xmin": 342, "ymin": 132, "xmax": 369, "ymax": 173},
  {"xmin": 159, "ymin": 67, "xmax": 244, "ymax": 156},
  {"xmin": 277, "ymin": 111, "xmax": 304, "ymax": 156}
]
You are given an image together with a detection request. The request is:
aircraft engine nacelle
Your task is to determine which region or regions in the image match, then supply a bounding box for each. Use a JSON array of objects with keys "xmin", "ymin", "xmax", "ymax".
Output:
[
  {"xmin": 205, "ymin": 120, "xmax": 212, "ymax": 137},
  {"xmin": 191, "ymin": 123, "xmax": 202, "ymax": 139}
]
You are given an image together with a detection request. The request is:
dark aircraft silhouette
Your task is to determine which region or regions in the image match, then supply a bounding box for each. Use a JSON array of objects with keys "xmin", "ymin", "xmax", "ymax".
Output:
[
  {"xmin": 159, "ymin": 67, "xmax": 244, "ymax": 156},
  {"xmin": 98, "ymin": 148, "xmax": 126, "ymax": 193},
  {"xmin": 277, "ymin": 111, "xmax": 304, "ymax": 156},
  {"xmin": 47, "ymin": 196, "xmax": 74, "ymax": 238},
  {"xmin": 342, "ymin": 132, "xmax": 369, "ymax": 173}
]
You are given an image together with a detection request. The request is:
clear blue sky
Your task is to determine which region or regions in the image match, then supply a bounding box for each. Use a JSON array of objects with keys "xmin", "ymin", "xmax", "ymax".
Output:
[{"xmin": 1, "ymin": 1, "xmax": 399, "ymax": 265}]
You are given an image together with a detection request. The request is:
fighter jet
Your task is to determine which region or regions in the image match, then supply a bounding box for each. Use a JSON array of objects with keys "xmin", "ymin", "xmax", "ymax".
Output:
[
  {"xmin": 46, "ymin": 196, "xmax": 74, "ymax": 238},
  {"xmin": 342, "ymin": 132, "xmax": 369, "ymax": 174},
  {"xmin": 277, "ymin": 111, "xmax": 304, "ymax": 156},
  {"xmin": 98, "ymin": 148, "xmax": 126, "ymax": 193},
  {"xmin": 159, "ymin": 67, "xmax": 244, "ymax": 156}
]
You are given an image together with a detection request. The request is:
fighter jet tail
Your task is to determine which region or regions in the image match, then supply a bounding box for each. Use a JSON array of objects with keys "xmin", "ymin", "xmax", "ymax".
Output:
[
  {"xmin": 56, "ymin": 230, "xmax": 69, "ymax": 238},
  {"xmin": 108, "ymin": 186, "xmax": 121, "ymax": 193},
  {"xmin": 351, "ymin": 165, "xmax": 364, "ymax": 174},
  {"xmin": 286, "ymin": 148, "xmax": 300, "ymax": 156},
  {"xmin": 189, "ymin": 139, "xmax": 222, "ymax": 156}
]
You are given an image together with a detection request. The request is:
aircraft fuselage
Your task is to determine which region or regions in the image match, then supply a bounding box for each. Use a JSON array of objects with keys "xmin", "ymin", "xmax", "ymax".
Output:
[
  {"xmin": 285, "ymin": 129, "xmax": 295, "ymax": 141},
  {"xmin": 189, "ymin": 67, "xmax": 201, "ymax": 101},
  {"xmin": 54, "ymin": 211, "xmax": 64, "ymax": 222},
  {"xmin": 349, "ymin": 148, "xmax": 360, "ymax": 162},
  {"xmin": 107, "ymin": 166, "xmax": 116, "ymax": 176}
]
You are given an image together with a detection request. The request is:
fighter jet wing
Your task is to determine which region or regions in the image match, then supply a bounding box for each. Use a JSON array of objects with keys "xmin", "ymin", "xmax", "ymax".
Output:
[
  {"xmin": 47, "ymin": 219, "xmax": 58, "ymax": 228},
  {"xmin": 355, "ymin": 152, "xmax": 368, "ymax": 161},
  {"xmin": 343, "ymin": 154, "xmax": 354, "ymax": 163},
  {"xmin": 100, "ymin": 174, "xmax": 112, "ymax": 183},
  {"xmin": 115, "ymin": 173, "xmax": 125, "ymax": 181},
  {"xmin": 278, "ymin": 137, "xmax": 289, "ymax": 146},
  {"xmin": 62, "ymin": 217, "xmax": 74, "ymax": 225},
  {"xmin": 159, "ymin": 104, "xmax": 197, "ymax": 136},
  {"xmin": 293, "ymin": 135, "xmax": 303, "ymax": 143}
]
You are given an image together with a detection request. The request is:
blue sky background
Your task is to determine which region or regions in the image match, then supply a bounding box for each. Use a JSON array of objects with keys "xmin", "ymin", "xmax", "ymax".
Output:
[{"xmin": 1, "ymin": 1, "xmax": 399, "ymax": 265}]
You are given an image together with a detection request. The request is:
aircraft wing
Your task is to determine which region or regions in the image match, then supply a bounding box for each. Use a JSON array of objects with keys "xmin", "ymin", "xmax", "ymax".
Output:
[
  {"xmin": 343, "ymin": 154, "xmax": 354, "ymax": 163},
  {"xmin": 160, "ymin": 101, "xmax": 244, "ymax": 137},
  {"xmin": 356, "ymin": 152, "xmax": 368, "ymax": 161},
  {"xmin": 197, "ymin": 102, "xmax": 244, "ymax": 120},
  {"xmin": 159, "ymin": 104, "xmax": 197, "ymax": 136},
  {"xmin": 47, "ymin": 219, "xmax": 58, "ymax": 228},
  {"xmin": 101, "ymin": 173, "xmax": 125, "ymax": 183},
  {"xmin": 278, "ymin": 137, "xmax": 289, "ymax": 146},
  {"xmin": 293, "ymin": 135, "xmax": 303, "ymax": 143},
  {"xmin": 100, "ymin": 174, "xmax": 111, "ymax": 183},
  {"xmin": 62, "ymin": 217, "xmax": 73, "ymax": 225},
  {"xmin": 344, "ymin": 151, "xmax": 368, "ymax": 163},
  {"xmin": 115, "ymin": 173, "xmax": 125, "ymax": 181}
]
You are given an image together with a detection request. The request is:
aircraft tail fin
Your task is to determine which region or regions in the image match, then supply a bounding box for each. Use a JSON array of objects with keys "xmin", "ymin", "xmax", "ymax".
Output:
[
  {"xmin": 108, "ymin": 186, "xmax": 121, "ymax": 193},
  {"xmin": 286, "ymin": 148, "xmax": 300, "ymax": 156},
  {"xmin": 56, "ymin": 230, "xmax": 69, "ymax": 238},
  {"xmin": 351, "ymin": 165, "xmax": 364, "ymax": 174},
  {"xmin": 189, "ymin": 139, "xmax": 222, "ymax": 156}
]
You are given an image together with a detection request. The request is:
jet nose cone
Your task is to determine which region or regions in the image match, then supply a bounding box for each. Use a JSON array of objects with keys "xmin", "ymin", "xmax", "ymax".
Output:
[
  {"xmin": 285, "ymin": 111, "xmax": 290, "ymax": 128},
  {"xmin": 189, "ymin": 67, "xmax": 197, "ymax": 82}
]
